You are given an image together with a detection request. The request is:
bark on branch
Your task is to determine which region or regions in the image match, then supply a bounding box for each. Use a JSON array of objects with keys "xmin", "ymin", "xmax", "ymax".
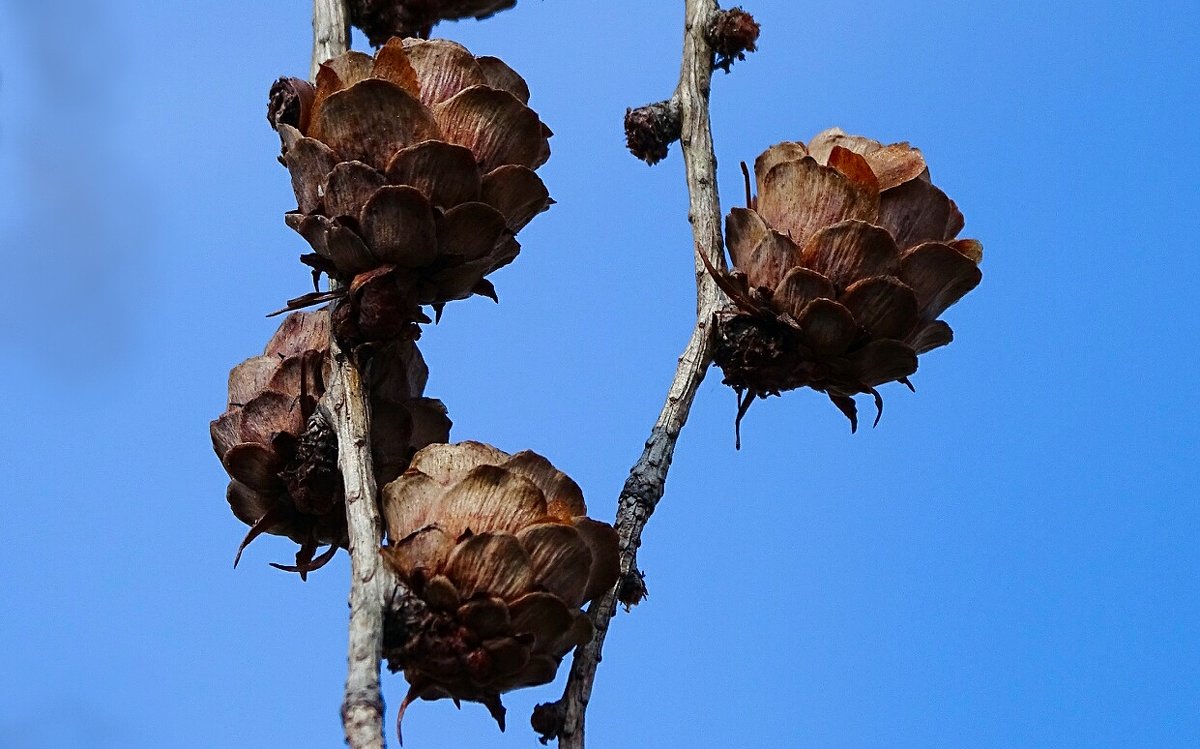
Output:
[
  {"xmin": 308, "ymin": 3, "xmax": 392, "ymax": 748},
  {"xmin": 551, "ymin": 2, "xmax": 728, "ymax": 746},
  {"xmin": 312, "ymin": 0, "xmax": 352, "ymax": 80},
  {"xmin": 328, "ymin": 345, "xmax": 390, "ymax": 749}
]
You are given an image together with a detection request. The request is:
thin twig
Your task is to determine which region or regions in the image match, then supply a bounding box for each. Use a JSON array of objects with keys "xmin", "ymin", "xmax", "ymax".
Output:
[
  {"xmin": 555, "ymin": 2, "xmax": 727, "ymax": 746},
  {"xmin": 308, "ymin": 3, "xmax": 391, "ymax": 748}
]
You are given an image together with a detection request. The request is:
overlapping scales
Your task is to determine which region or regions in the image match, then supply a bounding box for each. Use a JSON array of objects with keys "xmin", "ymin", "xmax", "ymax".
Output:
[
  {"xmin": 210, "ymin": 311, "xmax": 451, "ymax": 576},
  {"xmin": 380, "ymin": 441, "xmax": 619, "ymax": 734},
  {"xmin": 710, "ymin": 129, "xmax": 983, "ymax": 438},
  {"xmin": 267, "ymin": 39, "xmax": 553, "ymax": 341}
]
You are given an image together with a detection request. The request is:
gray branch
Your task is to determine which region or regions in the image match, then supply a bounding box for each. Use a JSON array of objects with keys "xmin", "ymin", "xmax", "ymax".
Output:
[
  {"xmin": 328, "ymin": 343, "xmax": 392, "ymax": 749},
  {"xmin": 308, "ymin": 3, "xmax": 393, "ymax": 748},
  {"xmin": 553, "ymin": 1, "xmax": 728, "ymax": 746},
  {"xmin": 312, "ymin": 0, "xmax": 351, "ymax": 80}
]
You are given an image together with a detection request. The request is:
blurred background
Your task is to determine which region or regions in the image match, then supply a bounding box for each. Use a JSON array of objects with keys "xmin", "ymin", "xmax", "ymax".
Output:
[{"xmin": 1, "ymin": 1, "xmax": 1197, "ymax": 747}]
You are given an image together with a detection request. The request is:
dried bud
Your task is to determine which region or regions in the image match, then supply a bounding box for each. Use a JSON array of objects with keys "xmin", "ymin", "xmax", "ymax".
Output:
[
  {"xmin": 709, "ymin": 129, "xmax": 983, "ymax": 441},
  {"xmin": 615, "ymin": 568, "xmax": 648, "ymax": 610},
  {"xmin": 624, "ymin": 100, "xmax": 681, "ymax": 165},
  {"xmin": 267, "ymin": 77, "xmax": 315, "ymax": 132},
  {"xmin": 380, "ymin": 442, "xmax": 619, "ymax": 733},
  {"xmin": 210, "ymin": 311, "xmax": 451, "ymax": 576},
  {"xmin": 530, "ymin": 700, "xmax": 565, "ymax": 745},
  {"xmin": 349, "ymin": 0, "xmax": 518, "ymax": 45},
  {"xmin": 706, "ymin": 7, "xmax": 761, "ymax": 72},
  {"xmin": 329, "ymin": 265, "xmax": 430, "ymax": 348},
  {"xmin": 272, "ymin": 38, "xmax": 553, "ymax": 339}
]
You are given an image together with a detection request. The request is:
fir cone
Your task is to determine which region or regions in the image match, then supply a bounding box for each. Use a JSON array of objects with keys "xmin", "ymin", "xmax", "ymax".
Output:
[
  {"xmin": 210, "ymin": 310, "xmax": 451, "ymax": 577},
  {"xmin": 709, "ymin": 128, "xmax": 983, "ymax": 439},
  {"xmin": 267, "ymin": 38, "xmax": 552, "ymax": 338},
  {"xmin": 348, "ymin": 0, "xmax": 519, "ymax": 44},
  {"xmin": 380, "ymin": 441, "xmax": 619, "ymax": 733}
]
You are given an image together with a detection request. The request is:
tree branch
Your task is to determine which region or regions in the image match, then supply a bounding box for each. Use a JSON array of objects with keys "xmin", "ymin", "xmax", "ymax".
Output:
[
  {"xmin": 552, "ymin": 2, "xmax": 727, "ymax": 746},
  {"xmin": 328, "ymin": 347, "xmax": 390, "ymax": 749},
  {"xmin": 307, "ymin": 3, "xmax": 391, "ymax": 748},
  {"xmin": 312, "ymin": 0, "xmax": 352, "ymax": 80}
]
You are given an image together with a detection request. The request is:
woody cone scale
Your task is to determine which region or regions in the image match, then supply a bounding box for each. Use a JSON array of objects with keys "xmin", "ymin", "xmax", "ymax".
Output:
[
  {"xmin": 210, "ymin": 311, "xmax": 450, "ymax": 576},
  {"xmin": 708, "ymin": 128, "xmax": 983, "ymax": 438},
  {"xmin": 267, "ymin": 38, "xmax": 552, "ymax": 341},
  {"xmin": 380, "ymin": 441, "xmax": 619, "ymax": 733}
]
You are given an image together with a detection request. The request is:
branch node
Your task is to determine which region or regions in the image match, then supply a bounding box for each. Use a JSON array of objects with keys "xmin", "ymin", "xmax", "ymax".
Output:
[
  {"xmin": 267, "ymin": 76, "xmax": 315, "ymax": 131},
  {"xmin": 624, "ymin": 99, "xmax": 682, "ymax": 165},
  {"xmin": 616, "ymin": 569, "xmax": 649, "ymax": 610},
  {"xmin": 706, "ymin": 7, "xmax": 761, "ymax": 72},
  {"xmin": 531, "ymin": 700, "xmax": 567, "ymax": 745}
]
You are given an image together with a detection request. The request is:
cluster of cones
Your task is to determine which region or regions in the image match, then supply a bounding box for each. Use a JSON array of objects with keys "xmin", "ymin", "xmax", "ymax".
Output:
[
  {"xmin": 211, "ymin": 1, "xmax": 984, "ymax": 738},
  {"xmin": 212, "ymin": 19, "xmax": 620, "ymax": 731}
]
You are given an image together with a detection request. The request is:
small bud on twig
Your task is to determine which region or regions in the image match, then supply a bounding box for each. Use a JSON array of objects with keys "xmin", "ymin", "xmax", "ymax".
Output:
[
  {"xmin": 616, "ymin": 568, "xmax": 648, "ymax": 610},
  {"xmin": 267, "ymin": 76, "xmax": 315, "ymax": 131},
  {"xmin": 624, "ymin": 99, "xmax": 682, "ymax": 165},
  {"xmin": 706, "ymin": 7, "xmax": 761, "ymax": 73},
  {"xmin": 531, "ymin": 700, "xmax": 566, "ymax": 745}
]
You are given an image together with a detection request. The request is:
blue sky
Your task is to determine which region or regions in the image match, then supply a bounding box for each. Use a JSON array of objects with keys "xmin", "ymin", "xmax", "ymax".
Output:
[{"xmin": 1, "ymin": 1, "xmax": 1197, "ymax": 747}]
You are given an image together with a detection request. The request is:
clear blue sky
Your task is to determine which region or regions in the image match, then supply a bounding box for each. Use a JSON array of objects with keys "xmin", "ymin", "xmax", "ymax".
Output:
[{"xmin": 1, "ymin": 1, "xmax": 1197, "ymax": 747}]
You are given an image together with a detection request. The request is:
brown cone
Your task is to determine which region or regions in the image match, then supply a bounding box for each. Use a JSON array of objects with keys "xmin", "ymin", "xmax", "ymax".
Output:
[
  {"xmin": 268, "ymin": 39, "xmax": 552, "ymax": 340},
  {"xmin": 380, "ymin": 442, "xmax": 619, "ymax": 731},
  {"xmin": 348, "ymin": 1, "xmax": 519, "ymax": 45},
  {"xmin": 210, "ymin": 310, "xmax": 452, "ymax": 576},
  {"xmin": 712, "ymin": 129, "xmax": 983, "ymax": 436}
]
